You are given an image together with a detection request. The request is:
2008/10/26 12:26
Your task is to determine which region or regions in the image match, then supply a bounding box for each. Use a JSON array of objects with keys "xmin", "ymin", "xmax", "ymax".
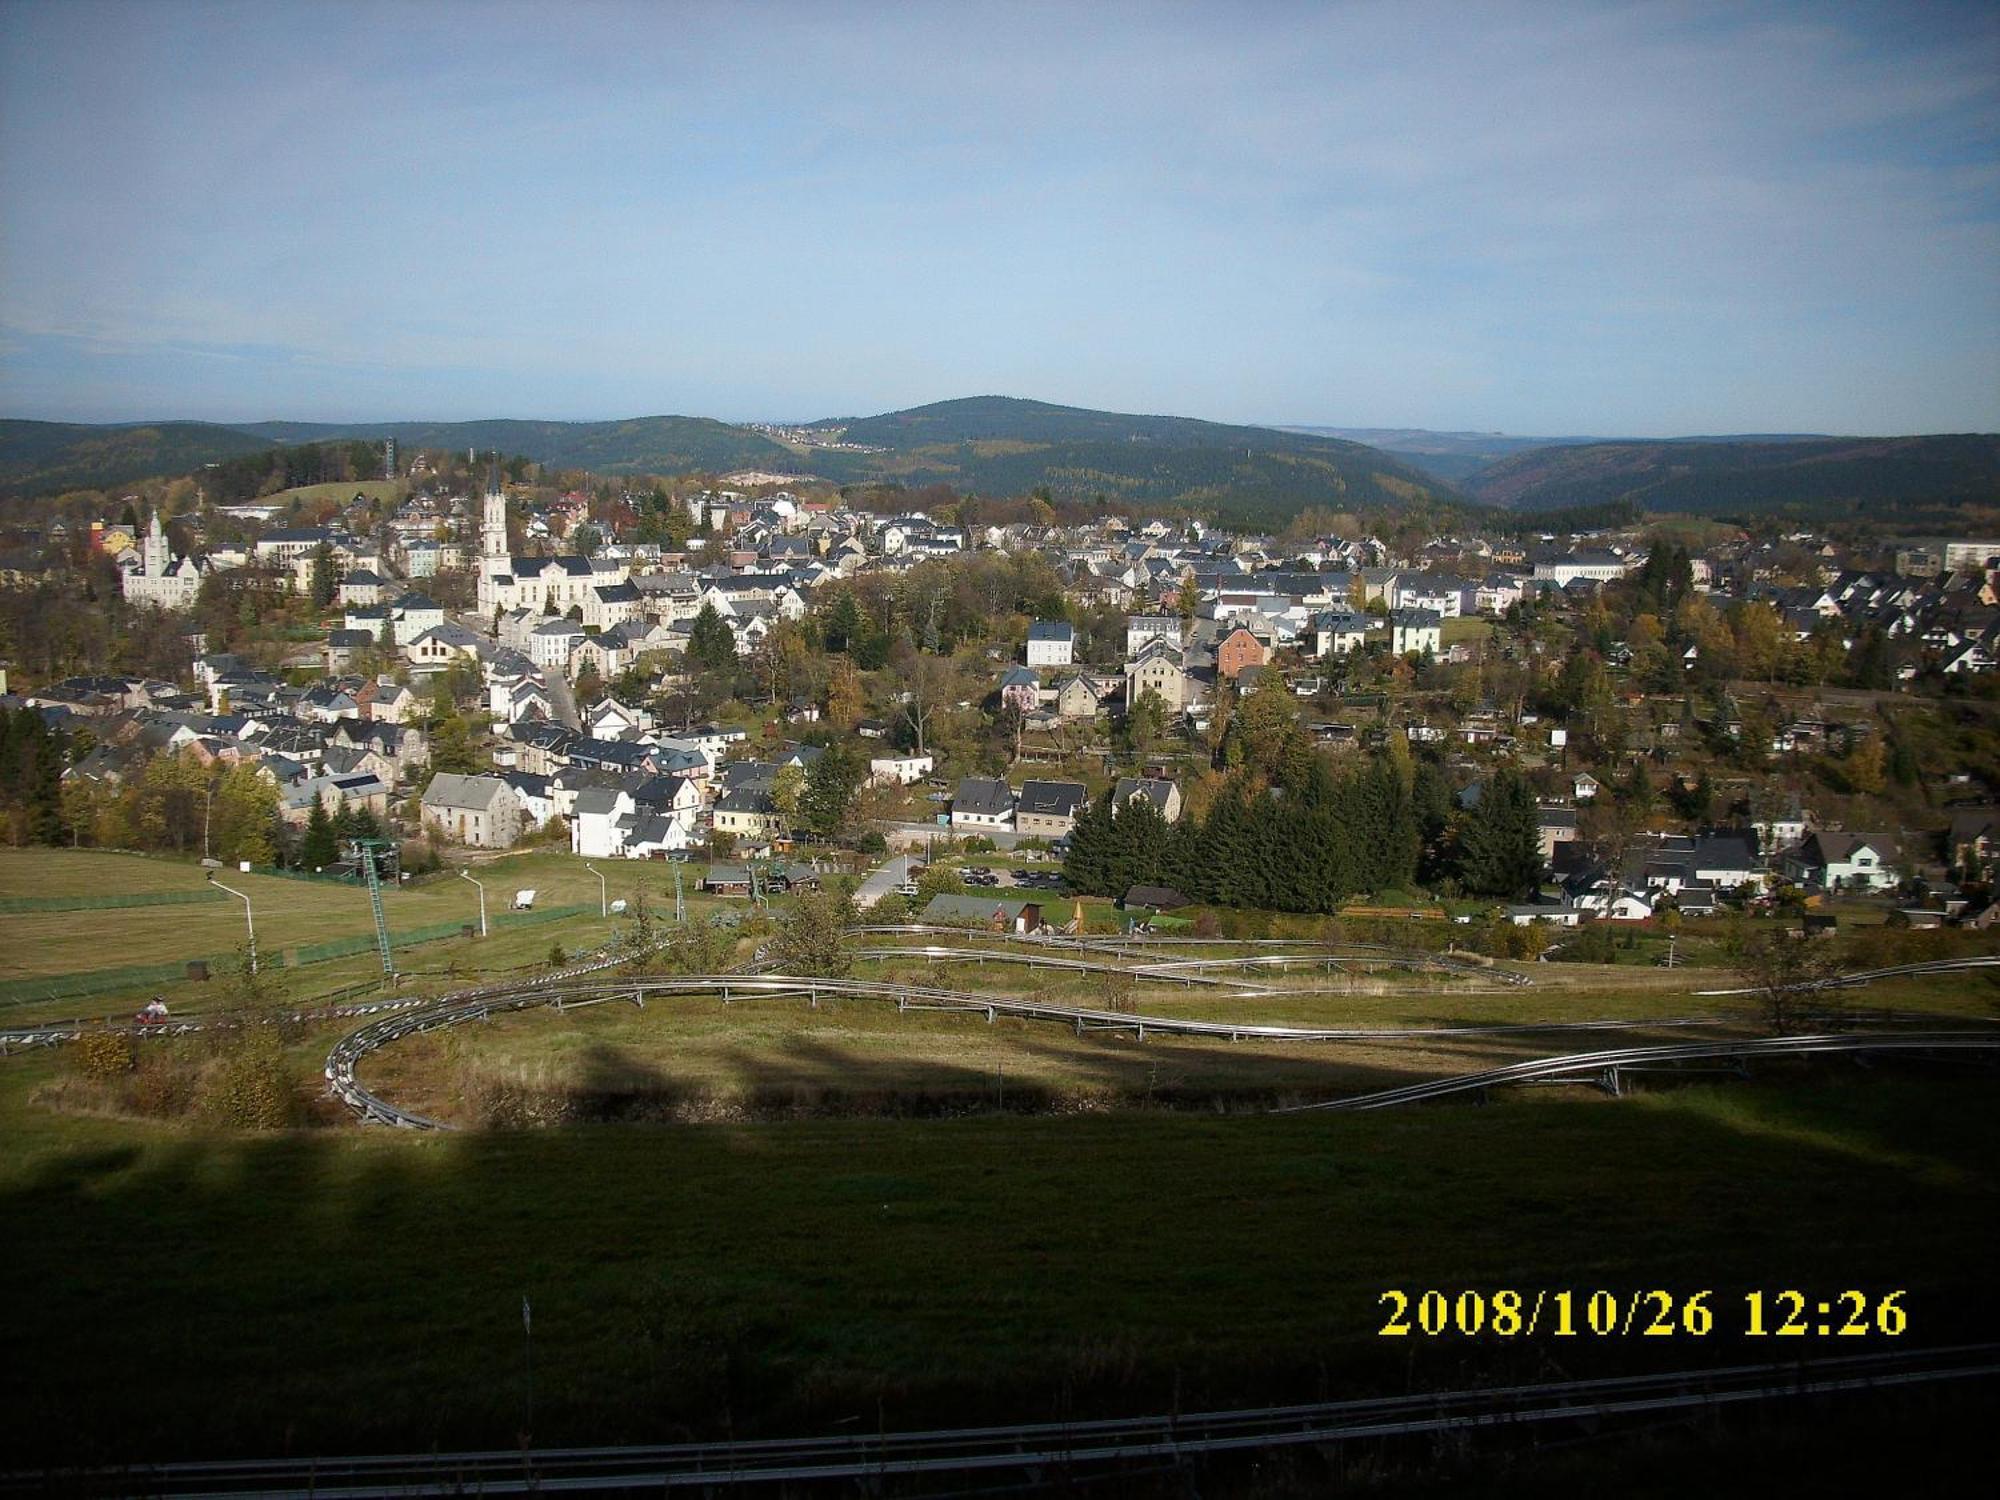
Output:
[{"xmin": 1377, "ymin": 1289, "xmax": 1909, "ymax": 1338}]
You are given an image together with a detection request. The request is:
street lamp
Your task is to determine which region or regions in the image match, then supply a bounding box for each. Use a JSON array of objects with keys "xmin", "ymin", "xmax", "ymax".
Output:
[
  {"xmin": 459, "ymin": 868, "xmax": 487, "ymax": 938},
  {"xmin": 207, "ymin": 871, "xmax": 257, "ymax": 974},
  {"xmin": 584, "ymin": 861, "xmax": 607, "ymax": 917}
]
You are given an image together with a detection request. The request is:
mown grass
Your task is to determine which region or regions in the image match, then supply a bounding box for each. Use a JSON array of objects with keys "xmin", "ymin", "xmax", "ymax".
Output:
[
  {"xmin": 2, "ymin": 1051, "xmax": 1992, "ymax": 1467},
  {"xmin": 0, "ymin": 848, "xmax": 725, "ymax": 1022}
]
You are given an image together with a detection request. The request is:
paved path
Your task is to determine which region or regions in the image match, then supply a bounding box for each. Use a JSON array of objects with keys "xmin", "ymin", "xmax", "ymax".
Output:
[{"xmin": 852, "ymin": 851, "xmax": 919, "ymax": 909}]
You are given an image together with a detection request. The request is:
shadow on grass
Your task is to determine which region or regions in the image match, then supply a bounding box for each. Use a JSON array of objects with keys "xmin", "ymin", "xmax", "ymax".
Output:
[{"xmin": 3, "ymin": 1075, "xmax": 1996, "ymax": 1469}]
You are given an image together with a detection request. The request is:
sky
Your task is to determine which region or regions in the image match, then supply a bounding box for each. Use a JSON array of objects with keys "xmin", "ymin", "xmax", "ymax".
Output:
[{"xmin": 1, "ymin": 0, "xmax": 1996, "ymax": 436}]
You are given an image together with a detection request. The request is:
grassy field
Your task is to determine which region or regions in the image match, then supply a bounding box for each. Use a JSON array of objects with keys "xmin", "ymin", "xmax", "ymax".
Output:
[
  {"xmin": 363, "ymin": 991, "xmax": 1729, "ymax": 1124},
  {"xmin": 259, "ymin": 478, "xmax": 405, "ymax": 511},
  {"xmin": 2, "ymin": 1048, "xmax": 1992, "ymax": 1466},
  {"xmin": 0, "ymin": 848, "xmax": 723, "ymax": 1021}
]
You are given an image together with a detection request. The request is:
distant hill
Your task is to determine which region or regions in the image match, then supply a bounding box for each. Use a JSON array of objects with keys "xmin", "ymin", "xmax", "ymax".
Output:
[
  {"xmin": 806, "ymin": 397, "xmax": 1457, "ymax": 523},
  {"xmin": 1465, "ymin": 434, "xmax": 2000, "ymax": 519},
  {"xmin": 0, "ymin": 419, "xmax": 277, "ymax": 495},
  {"xmin": 233, "ymin": 416, "xmax": 794, "ymax": 478},
  {"xmin": 1280, "ymin": 426, "xmax": 1603, "ymax": 486}
]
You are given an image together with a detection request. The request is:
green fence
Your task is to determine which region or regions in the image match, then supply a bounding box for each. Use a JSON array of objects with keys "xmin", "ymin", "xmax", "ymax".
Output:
[
  {"xmin": 0, "ymin": 889, "xmax": 229, "ymax": 914},
  {"xmin": 0, "ymin": 904, "xmax": 599, "ymax": 1010}
]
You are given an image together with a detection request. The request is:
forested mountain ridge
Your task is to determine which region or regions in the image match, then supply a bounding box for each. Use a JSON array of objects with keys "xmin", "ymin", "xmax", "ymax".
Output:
[
  {"xmin": 0, "ymin": 420, "xmax": 278, "ymax": 495},
  {"xmin": 1465, "ymin": 433, "xmax": 2000, "ymax": 519},
  {"xmin": 803, "ymin": 396, "xmax": 1458, "ymax": 524}
]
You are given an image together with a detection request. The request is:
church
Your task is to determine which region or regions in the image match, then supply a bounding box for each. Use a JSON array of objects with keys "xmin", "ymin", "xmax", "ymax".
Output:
[
  {"xmin": 120, "ymin": 510, "xmax": 208, "ymax": 610},
  {"xmin": 476, "ymin": 464, "xmax": 628, "ymax": 617}
]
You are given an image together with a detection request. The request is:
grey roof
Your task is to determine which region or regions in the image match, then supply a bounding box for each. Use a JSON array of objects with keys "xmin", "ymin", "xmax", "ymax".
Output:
[
  {"xmin": 1017, "ymin": 779, "xmax": 1087, "ymax": 818},
  {"xmin": 954, "ymin": 776, "xmax": 1015, "ymax": 817},
  {"xmin": 1113, "ymin": 776, "xmax": 1177, "ymax": 811},
  {"xmin": 921, "ymin": 893, "xmax": 1037, "ymax": 924},
  {"xmin": 572, "ymin": 786, "xmax": 630, "ymax": 817},
  {"xmin": 1027, "ymin": 620, "xmax": 1074, "ymax": 642},
  {"xmin": 421, "ymin": 773, "xmax": 514, "ymax": 812}
]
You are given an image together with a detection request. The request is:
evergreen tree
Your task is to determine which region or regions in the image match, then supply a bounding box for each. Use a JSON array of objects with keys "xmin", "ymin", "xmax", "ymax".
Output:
[
  {"xmin": 687, "ymin": 603, "xmax": 738, "ymax": 676},
  {"xmin": 1456, "ymin": 768, "xmax": 1543, "ymax": 899},
  {"xmin": 309, "ymin": 542, "xmax": 337, "ymax": 608},
  {"xmin": 1063, "ymin": 790, "xmax": 1117, "ymax": 896},
  {"xmin": 300, "ymin": 799, "xmax": 339, "ymax": 869},
  {"xmin": 822, "ymin": 589, "xmax": 865, "ymax": 654}
]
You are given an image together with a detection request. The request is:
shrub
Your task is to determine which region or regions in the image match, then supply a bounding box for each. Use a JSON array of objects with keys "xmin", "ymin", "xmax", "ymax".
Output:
[
  {"xmin": 196, "ymin": 1035, "xmax": 302, "ymax": 1129},
  {"xmin": 72, "ymin": 1030, "xmax": 134, "ymax": 1082}
]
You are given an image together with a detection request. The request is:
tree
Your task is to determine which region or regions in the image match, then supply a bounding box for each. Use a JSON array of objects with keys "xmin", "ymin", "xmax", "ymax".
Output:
[
  {"xmin": 299, "ymin": 798, "xmax": 339, "ymax": 869},
  {"xmin": 770, "ymin": 765, "xmax": 807, "ymax": 832},
  {"xmin": 687, "ymin": 603, "xmax": 737, "ymax": 676},
  {"xmin": 308, "ymin": 541, "xmax": 337, "ymax": 608},
  {"xmin": 1456, "ymin": 768, "xmax": 1543, "ymax": 899},
  {"xmin": 897, "ymin": 652, "xmax": 953, "ymax": 757},
  {"xmin": 824, "ymin": 657, "xmax": 864, "ymax": 728},
  {"xmin": 570, "ymin": 522, "xmax": 601, "ymax": 559},
  {"xmin": 770, "ymin": 884, "xmax": 852, "ymax": 976},
  {"xmin": 1737, "ymin": 926, "xmax": 1840, "ymax": 1035},
  {"xmin": 822, "ymin": 589, "xmax": 865, "ymax": 654},
  {"xmin": 428, "ymin": 715, "xmax": 482, "ymax": 776},
  {"xmin": 801, "ymin": 743, "xmax": 864, "ymax": 839}
]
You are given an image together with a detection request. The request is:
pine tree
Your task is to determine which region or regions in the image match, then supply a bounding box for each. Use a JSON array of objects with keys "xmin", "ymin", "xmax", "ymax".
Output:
[
  {"xmin": 1063, "ymin": 790, "xmax": 1117, "ymax": 896},
  {"xmin": 1456, "ymin": 768, "xmax": 1543, "ymax": 899},
  {"xmin": 300, "ymin": 798, "xmax": 339, "ymax": 870}
]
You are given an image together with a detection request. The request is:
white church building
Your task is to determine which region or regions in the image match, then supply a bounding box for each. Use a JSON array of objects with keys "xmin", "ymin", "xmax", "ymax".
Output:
[
  {"xmin": 476, "ymin": 464, "xmax": 629, "ymax": 617},
  {"xmin": 120, "ymin": 511, "xmax": 208, "ymax": 610}
]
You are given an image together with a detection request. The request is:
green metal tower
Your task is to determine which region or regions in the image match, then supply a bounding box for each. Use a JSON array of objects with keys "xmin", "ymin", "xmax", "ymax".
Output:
[{"xmin": 348, "ymin": 838, "xmax": 397, "ymax": 977}]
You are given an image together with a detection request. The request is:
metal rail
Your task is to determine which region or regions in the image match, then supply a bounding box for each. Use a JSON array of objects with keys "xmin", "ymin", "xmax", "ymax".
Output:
[
  {"xmin": 1276, "ymin": 1031, "xmax": 2000, "ymax": 1112},
  {"xmin": 320, "ymin": 969, "xmax": 1763, "ymax": 1131},
  {"xmin": 1693, "ymin": 954, "xmax": 2000, "ymax": 996},
  {"xmin": 16, "ymin": 1343, "xmax": 1994, "ymax": 1497}
]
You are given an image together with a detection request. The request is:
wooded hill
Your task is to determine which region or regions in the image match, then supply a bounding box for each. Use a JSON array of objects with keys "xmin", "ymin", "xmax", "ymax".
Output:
[
  {"xmin": 805, "ymin": 397, "xmax": 1457, "ymax": 525},
  {"xmin": 1464, "ymin": 433, "xmax": 2000, "ymax": 521}
]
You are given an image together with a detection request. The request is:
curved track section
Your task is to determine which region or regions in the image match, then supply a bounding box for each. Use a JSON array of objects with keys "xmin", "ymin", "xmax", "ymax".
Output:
[
  {"xmin": 324, "ymin": 970, "xmax": 1751, "ymax": 1131},
  {"xmin": 849, "ymin": 926, "xmax": 1533, "ymax": 983},
  {"xmin": 1276, "ymin": 1031, "xmax": 2000, "ymax": 1112},
  {"xmin": 1693, "ymin": 954, "xmax": 2000, "ymax": 996}
]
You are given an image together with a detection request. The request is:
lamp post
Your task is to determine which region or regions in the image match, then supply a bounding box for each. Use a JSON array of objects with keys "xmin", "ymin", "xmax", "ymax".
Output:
[
  {"xmin": 459, "ymin": 868, "xmax": 487, "ymax": 938},
  {"xmin": 584, "ymin": 861, "xmax": 607, "ymax": 918},
  {"xmin": 208, "ymin": 872, "xmax": 256, "ymax": 974}
]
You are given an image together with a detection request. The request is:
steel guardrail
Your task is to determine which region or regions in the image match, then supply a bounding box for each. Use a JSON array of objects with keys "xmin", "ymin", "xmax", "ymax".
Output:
[
  {"xmin": 14, "ymin": 1343, "xmax": 1994, "ymax": 1497},
  {"xmin": 1276, "ymin": 1030, "xmax": 2000, "ymax": 1111}
]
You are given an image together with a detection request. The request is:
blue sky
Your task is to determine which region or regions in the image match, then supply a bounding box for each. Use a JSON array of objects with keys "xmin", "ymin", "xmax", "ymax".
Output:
[{"xmin": 1, "ymin": 0, "xmax": 1995, "ymax": 435}]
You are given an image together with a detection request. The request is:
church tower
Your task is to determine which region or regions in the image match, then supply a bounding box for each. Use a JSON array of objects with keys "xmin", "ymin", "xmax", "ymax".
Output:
[
  {"xmin": 143, "ymin": 509, "xmax": 171, "ymax": 577},
  {"xmin": 481, "ymin": 458, "xmax": 509, "ymax": 571},
  {"xmin": 478, "ymin": 458, "xmax": 510, "ymax": 615}
]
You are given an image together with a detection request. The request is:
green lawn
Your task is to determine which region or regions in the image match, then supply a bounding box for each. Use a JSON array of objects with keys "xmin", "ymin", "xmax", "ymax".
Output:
[
  {"xmin": 1, "ymin": 1058, "xmax": 1992, "ymax": 1466},
  {"xmin": 0, "ymin": 848, "xmax": 721, "ymax": 1021}
]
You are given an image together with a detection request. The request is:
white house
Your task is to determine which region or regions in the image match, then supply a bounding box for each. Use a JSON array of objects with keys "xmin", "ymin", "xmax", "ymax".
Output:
[
  {"xmin": 570, "ymin": 786, "xmax": 638, "ymax": 859},
  {"xmin": 1025, "ymin": 620, "xmax": 1075, "ymax": 668},
  {"xmin": 1314, "ymin": 611, "xmax": 1371, "ymax": 657},
  {"xmin": 1125, "ymin": 615, "xmax": 1184, "ymax": 657},
  {"xmin": 1390, "ymin": 608, "xmax": 1443, "ymax": 656},
  {"xmin": 869, "ymin": 753, "xmax": 935, "ymax": 787},
  {"xmin": 951, "ymin": 776, "xmax": 1015, "ymax": 831}
]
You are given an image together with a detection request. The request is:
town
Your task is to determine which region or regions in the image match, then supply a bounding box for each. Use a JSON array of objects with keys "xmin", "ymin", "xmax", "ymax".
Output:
[{"xmin": 4, "ymin": 445, "xmax": 1997, "ymax": 945}]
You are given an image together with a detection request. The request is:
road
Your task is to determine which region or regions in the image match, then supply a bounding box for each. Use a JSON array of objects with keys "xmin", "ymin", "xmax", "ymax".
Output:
[
  {"xmin": 852, "ymin": 850, "xmax": 919, "ymax": 909},
  {"xmin": 453, "ymin": 612, "xmax": 580, "ymax": 730}
]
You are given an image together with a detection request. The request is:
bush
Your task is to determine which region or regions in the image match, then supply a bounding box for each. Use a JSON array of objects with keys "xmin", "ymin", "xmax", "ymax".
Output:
[
  {"xmin": 72, "ymin": 1030, "xmax": 134, "ymax": 1082},
  {"xmin": 196, "ymin": 1035, "xmax": 303, "ymax": 1129}
]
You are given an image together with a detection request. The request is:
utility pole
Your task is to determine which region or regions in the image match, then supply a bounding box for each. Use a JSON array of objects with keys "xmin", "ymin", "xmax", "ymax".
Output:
[{"xmin": 584, "ymin": 861, "xmax": 607, "ymax": 917}]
